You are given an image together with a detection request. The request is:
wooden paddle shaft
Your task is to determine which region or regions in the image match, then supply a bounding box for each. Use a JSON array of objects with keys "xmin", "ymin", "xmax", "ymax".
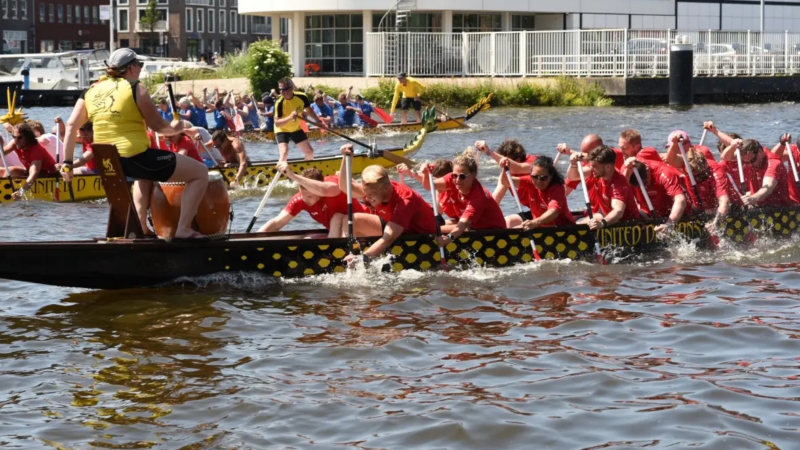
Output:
[{"xmin": 375, "ymin": 149, "xmax": 417, "ymax": 168}]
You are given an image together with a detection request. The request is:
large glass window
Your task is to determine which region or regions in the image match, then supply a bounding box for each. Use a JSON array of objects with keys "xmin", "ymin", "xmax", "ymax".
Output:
[
  {"xmin": 512, "ymin": 14, "xmax": 535, "ymax": 31},
  {"xmin": 118, "ymin": 9, "xmax": 129, "ymax": 32},
  {"xmin": 305, "ymin": 14, "xmax": 363, "ymax": 74},
  {"xmin": 372, "ymin": 13, "xmax": 441, "ymax": 32},
  {"xmin": 452, "ymin": 13, "xmax": 501, "ymax": 32},
  {"xmin": 207, "ymin": 8, "xmax": 214, "ymax": 32}
]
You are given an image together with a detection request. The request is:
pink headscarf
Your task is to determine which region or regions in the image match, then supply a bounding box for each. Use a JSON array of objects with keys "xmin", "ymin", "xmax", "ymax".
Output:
[{"xmin": 666, "ymin": 130, "xmax": 690, "ymax": 148}]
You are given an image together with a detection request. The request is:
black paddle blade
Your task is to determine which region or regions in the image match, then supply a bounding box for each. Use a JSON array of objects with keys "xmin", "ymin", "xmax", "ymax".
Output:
[{"xmin": 245, "ymin": 216, "xmax": 258, "ymax": 233}]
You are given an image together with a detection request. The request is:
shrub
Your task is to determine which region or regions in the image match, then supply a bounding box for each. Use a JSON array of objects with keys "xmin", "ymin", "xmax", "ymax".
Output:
[{"xmin": 245, "ymin": 39, "xmax": 293, "ymax": 99}]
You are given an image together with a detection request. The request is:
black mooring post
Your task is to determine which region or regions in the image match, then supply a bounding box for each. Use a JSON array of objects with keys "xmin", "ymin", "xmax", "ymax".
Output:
[{"xmin": 670, "ymin": 42, "xmax": 694, "ymax": 108}]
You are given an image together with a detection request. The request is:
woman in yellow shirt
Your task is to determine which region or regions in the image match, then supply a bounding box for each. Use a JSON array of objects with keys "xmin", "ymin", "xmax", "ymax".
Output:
[
  {"xmin": 389, "ymin": 72, "xmax": 424, "ymax": 125},
  {"xmin": 60, "ymin": 48, "xmax": 209, "ymax": 241}
]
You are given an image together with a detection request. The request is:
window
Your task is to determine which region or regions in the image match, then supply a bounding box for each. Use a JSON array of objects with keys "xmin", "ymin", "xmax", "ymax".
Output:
[
  {"xmin": 66, "ymin": 4, "xmax": 71, "ymax": 23},
  {"xmin": 39, "ymin": 3, "xmax": 44, "ymax": 22},
  {"xmin": 219, "ymin": 9, "xmax": 225, "ymax": 32},
  {"xmin": 120, "ymin": 39, "xmax": 129, "ymax": 47},
  {"xmin": 241, "ymin": 13, "xmax": 246, "ymax": 34},
  {"xmin": 197, "ymin": 9, "xmax": 204, "ymax": 32},
  {"xmin": 452, "ymin": 13, "xmax": 502, "ymax": 33},
  {"xmin": 84, "ymin": 6, "xmax": 89, "ymax": 24},
  {"xmin": 19, "ymin": 0, "xmax": 25, "ymax": 19},
  {"xmin": 59, "ymin": 40, "xmax": 72, "ymax": 50},
  {"xmin": 48, "ymin": 3, "xmax": 54, "ymax": 22},
  {"xmin": 512, "ymin": 14, "xmax": 535, "ymax": 31},
  {"xmin": 9, "ymin": 0, "xmax": 15, "ymax": 19},
  {"xmin": 230, "ymin": 11, "xmax": 236, "ymax": 33},
  {"xmin": 186, "ymin": 8, "xmax": 193, "ymax": 32},
  {"xmin": 1, "ymin": 1, "xmax": 7, "ymax": 20},
  {"xmin": 57, "ymin": 4, "xmax": 63, "ymax": 22},
  {"xmin": 119, "ymin": 0, "xmax": 128, "ymax": 4},
  {"xmin": 118, "ymin": 9, "xmax": 129, "ymax": 32},
  {"xmin": 371, "ymin": 13, "xmax": 441, "ymax": 32},
  {"xmin": 41, "ymin": 40, "xmax": 54, "ymax": 52},
  {"xmin": 74, "ymin": 5, "xmax": 80, "ymax": 24},
  {"xmin": 305, "ymin": 14, "xmax": 364, "ymax": 74},
  {"xmin": 93, "ymin": 6, "xmax": 98, "ymax": 24},
  {"xmin": 219, "ymin": 0, "xmax": 224, "ymax": 6},
  {"xmin": 207, "ymin": 8, "xmax": 214, "ymax": 32},
  {"xmin": 252, "ymin": 16, "xmax": 270, "ymax": 35}
]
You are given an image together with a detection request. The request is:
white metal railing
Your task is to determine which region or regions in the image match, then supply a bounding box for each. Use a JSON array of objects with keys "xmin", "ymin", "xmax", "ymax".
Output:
[
  {"xmin": 252, "ymin": 23, "xmax": 270, "ymax": 34},
  {"xmin": 135, "ymin": 20, "xmax": 169, "ymax": 33},
  {"xmin": 185, "ymin": 0, "xmax": 213, "ymax": 5},
  {"xmin": 366, "ymin": 29, "xmax": 800, "ymax": 77}
]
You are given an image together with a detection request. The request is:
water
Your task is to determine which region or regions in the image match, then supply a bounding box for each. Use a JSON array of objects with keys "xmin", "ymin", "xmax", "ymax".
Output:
[{"xmin": 1, "ymin": 105, "xmax": 800, "ymax": 449}]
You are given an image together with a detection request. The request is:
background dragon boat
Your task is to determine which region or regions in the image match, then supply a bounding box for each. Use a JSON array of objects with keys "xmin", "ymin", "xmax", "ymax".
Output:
[
  {"xmin": 0, "ymin": 205, "xmax": 790, "ymax": 290},
  {"xmin": 239, "ymin": 94, "xmax": 492, "ymax": 143},
  {"xmin": 0, "ymin": 106, "xmax": 442, "ymax": 204}
]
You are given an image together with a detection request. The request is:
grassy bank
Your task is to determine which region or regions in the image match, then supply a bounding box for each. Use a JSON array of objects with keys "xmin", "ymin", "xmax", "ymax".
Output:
[{"xmin": 309, "ymin": 77, "xmax": 612, "ymax": 108}]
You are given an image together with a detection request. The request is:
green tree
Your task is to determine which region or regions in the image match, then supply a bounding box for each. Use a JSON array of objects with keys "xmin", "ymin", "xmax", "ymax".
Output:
[
  {"xmin": 245, "ymin": 39, "xmax": 293, "ymax": 98},
  {"xmin": 139, "ymin": 0, "xmax": 160, "ymax": 54}
]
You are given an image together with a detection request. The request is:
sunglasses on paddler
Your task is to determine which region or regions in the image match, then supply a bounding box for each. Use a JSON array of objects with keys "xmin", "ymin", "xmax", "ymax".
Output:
[
  {"xmin": 531, "ymin": 174, "xmax": 550, "ymax": 181},
  {"xmin": 453, "ymin": 173, "xmax": 471, "ymax": 180}
]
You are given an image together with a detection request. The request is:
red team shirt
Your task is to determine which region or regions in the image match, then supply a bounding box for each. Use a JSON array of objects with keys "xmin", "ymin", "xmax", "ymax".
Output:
[
  {"xmin": 371, "ymin": 181, "xmax": 437, "ymax": 234},
  {"xmin": 168, "ymin": 135, "xmax": 203, "ymax": 163},
  {"xmin": 784, "ymin": 144, "xmax": 800, "ymax": 204},
  {"xmin": 565, "ymin": 147, "xmax": 624, "ymax": 191},
  {"xmin": 439, "ymin": 173, "xmax": 468, "ymax": 219},
  {"xmin": 741, "ymin": 149, "xmax": 792, "ymax": 207},
  {"xmin": 633, "ymin": 161, "xmax": 686, "ymax": 217},
  {"xmin": 284, "ymin": 175, "xmax": 364, "ymax": 229},
  {"xmin": 14, "ymin": 142, "xmax": 57, "ymax": 175},
  {"xmin": 516, "ymin": 177, "xmax": 575, "ymax": 226},
  {"xmin": 585, "ymin": 171, "xmax": 641, "ymax": 221},
  {"xmin": 81, "ymin": 141, "xmax": 98, "ymax": 172},
  {"xmin": 458, "ymin": 179, "xmax": 507, "ymax": 230}
]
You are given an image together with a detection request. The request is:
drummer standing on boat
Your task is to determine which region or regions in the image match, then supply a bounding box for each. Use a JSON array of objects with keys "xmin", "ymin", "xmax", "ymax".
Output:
[
  {"xmin": 60, "ymin": 48, "xmax": 209, "ymax": 241},
  {"xmin": 390, "ymin": 72, "xmax": 424, "ymax": 125},
  {"xmin": 0, "ymin": 123, "xmax": 58, "ymax": 200},
  {"xmin": 274, "ymin": 77, "xmax": 322, "ymax": 162}
]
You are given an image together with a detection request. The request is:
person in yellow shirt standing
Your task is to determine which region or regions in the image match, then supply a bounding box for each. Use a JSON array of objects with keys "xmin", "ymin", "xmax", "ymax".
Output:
[
  {"xmin": 389, "ymin": 72, "xmax": 424, "ymax": 125},
  {"xmin": 273, "ymin": 77, "xmax": 323, "ymax": 162}
]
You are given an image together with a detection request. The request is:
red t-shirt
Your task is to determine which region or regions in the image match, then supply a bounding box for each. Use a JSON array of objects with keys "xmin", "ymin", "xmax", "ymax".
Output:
[
  {"xmin": 168, "ymin": 135, "xmax": 203, "ymax": 163},
  {"xmin": 784, "ymin": 145, "xmax": 800, "ymax": 204},
  {"xmin": 284, "ymin": 175, "xmax": 363, "ymax": 229},
  {"xmin": 585, "ymin": 171, "xmax": 640, "ymax": 221},
  {"xmin": 458, "ymin": 179, "xmax": 507, "ymax": 230},
  {"xmin": 742, "ymin": 149, "xmax": 793, "ymax": 206},
  {"xmin": 636, "ymin": 147, "xmax": 662, "ymax": 164},
  {"xmin": 81, "ymin": 141, "xmax": 97, "ymax": 171},
  {"xmin": 695, "ymin": 145, "xmax": 715, "ymax": 162},
  {"xmin": 682, "ymin": 161, "xmax": 737, "ymax": 213},
  {"xmin": 14, "ymin": 142, "xmax": 57, "ymax": 175},
  {"xmin": 565, "ymin": 147, "xmax": 624, "ymax": 190},
  {"xmin": 634, "ymin": 160, "xmax": 686, "ymax": 217},
  {"xmin": 516, "ymin": 177, "xmax": 575, "ymax": 226},
  {"xmin": 147, "ymin": 130, "xmax": 169, "ymax": 150},
  {"xmin": 372, "ymin": 181, "xmax": 437, "ymax": 234},
  {"xmin": 438, "ymin": 173, "xmax": 468, "ymax": 219}
]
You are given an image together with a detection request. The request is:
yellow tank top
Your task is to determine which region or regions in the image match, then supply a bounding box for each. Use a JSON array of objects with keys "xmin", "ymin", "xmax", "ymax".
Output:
[{"xmin": 83, "ymin": 77, "xmax": 151, "ymax": 158}]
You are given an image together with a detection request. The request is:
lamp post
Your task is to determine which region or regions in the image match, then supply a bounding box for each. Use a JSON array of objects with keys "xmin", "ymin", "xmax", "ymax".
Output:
[{"xmin": 760, "ymin": 0, "xmax": 765, "ymax": 34}]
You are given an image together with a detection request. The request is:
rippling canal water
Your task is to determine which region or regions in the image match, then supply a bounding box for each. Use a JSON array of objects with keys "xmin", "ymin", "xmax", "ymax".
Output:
[{"xmin": 1, "ymin": 105, "xmax": 799, "ymax": 449}]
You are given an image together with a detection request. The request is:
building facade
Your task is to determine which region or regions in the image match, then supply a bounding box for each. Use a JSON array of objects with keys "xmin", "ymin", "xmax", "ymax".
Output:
[
  {"xmin": 35, "ymin": 0, "xmax": 111, "ymax": 53},
  {"xmin": 1, "ymin": 0, "xmax": 33, "ymax": 54},
  {"xmin": 239, "ymin": 0, "xmax": 800, "ymax": 76},
  {"xmin": 115, "ymin": 0, "xmax": 272, "ymax": 62}
]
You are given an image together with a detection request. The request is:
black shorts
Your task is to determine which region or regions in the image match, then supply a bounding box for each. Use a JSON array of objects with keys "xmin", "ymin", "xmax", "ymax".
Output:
[
  {"xmin": 275, "ymin": 129, "xmax": 308, "ymax": 144},
  {"xmin": 120, "ymin": 148, "xmax": 177, "ymax": 182},
  {"xmin": 400, "ymin": 98, "xmax": 422, "ymax": 111}
]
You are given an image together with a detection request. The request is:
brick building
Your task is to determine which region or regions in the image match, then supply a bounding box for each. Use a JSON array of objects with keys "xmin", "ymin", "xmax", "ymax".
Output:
[
  {"xmin": 34, "ymin": 0, "xmax": 111, "ymax": 52},
  {"xmin": 1, "ymin": 0, "xmax": 33, "ymax": 54}
]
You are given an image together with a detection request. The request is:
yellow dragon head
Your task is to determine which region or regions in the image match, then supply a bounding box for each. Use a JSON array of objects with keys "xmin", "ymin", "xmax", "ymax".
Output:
[
  {"xmin": 0, "ymin": 89, "xmax": 27, "ymax": 126},
  {"xmin": 402, "ymin": 106, "xmax": 438, "ymax": 155}
]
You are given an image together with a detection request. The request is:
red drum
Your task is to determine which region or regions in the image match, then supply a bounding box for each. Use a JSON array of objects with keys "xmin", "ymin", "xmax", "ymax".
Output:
[{"xmin": 150, "ymin": 172, "xmax": 230, "ymax": 238}]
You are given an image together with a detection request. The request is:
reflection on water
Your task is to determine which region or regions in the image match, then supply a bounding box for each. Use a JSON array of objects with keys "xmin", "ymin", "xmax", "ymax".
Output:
[{"xmin": 1, "ymin": 105, "xmax": 800, "ymax": 449}]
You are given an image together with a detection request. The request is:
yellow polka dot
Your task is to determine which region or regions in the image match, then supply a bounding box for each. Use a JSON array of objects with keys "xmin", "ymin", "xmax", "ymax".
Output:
[
  {"xmin": 257, "ymin": 263, "xmax": 264, "ymax": 270},
  {"xmin": 318, "ymin": 258, "xmax": 331, "ymax": 268},
  {"xmin": 241, "ymin": 255, "xmax": 247, "ymax": 261}
]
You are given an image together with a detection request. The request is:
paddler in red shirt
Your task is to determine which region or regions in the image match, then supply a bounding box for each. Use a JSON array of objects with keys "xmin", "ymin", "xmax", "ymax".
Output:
[
  {"xmin": 498, "ymin": 155, "xmax": 575, "ymax": 229},
  {"xmin": 430, "ymin": 149, "xmax": 506, "ymax": 249},
  {"xmin": 770, "ymin": 134, "xmax": 800, "ymax": 204},
  {"xmin": 337, "ymin": 144, "xmax": 437, "ymax": 265},
  {"xmin": 567, "ymin": 146, "xmax": 640, "ymax": 230},
  {"xmin": 164, "ymin": 120, "xmax": 204, "ymax": 163},
  {"xmin": 720, "ymin": 138, "xmax": 794, "ymax": 207},
  {"xmin": 259, "ymin": 162, "xmax": 363, "ymax": 238},
  {"xmin": 397, "ymin": 159, "xmax": 465, "ymax": 229},
  {"xmin": 557, "ymin": 134, "xmax": 624, "ymax": 195},
  {"xmin": 0, "ymin": 122, "xmax": 57, "ymax": 200},
  {"xmin": 56, "ymin": 122, "xmax": 98, "ymax": 174},
  {"xmin": 473, "ymin": 139, "xmax": 537, "ymax": 203}
]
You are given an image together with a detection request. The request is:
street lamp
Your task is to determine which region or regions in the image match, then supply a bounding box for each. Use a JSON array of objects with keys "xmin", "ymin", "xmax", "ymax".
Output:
[{"xmin": 760, "ymin": 0, "xmax": 765, "ymax": 34}]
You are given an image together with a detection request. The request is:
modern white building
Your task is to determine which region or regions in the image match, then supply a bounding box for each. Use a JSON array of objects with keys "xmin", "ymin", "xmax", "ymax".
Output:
[{"xmin": 239, "ymin": 0, "xmax": 800, "ymax": 76}]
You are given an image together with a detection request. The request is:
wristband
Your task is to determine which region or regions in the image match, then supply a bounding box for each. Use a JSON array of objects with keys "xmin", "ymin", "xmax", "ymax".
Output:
[
  {"xmin": 601, "ymin": 219, "xmax": 608, "ymax": 228},
  {"xmin": 447, "ymin": 232, "xmax": 455, "ymax": 241}
]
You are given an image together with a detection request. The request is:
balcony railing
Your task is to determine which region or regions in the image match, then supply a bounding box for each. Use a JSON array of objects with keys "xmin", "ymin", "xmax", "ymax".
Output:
[
  {"xmin": 185, "ymin": 0, "xmax": 213, "ymax": 5},
  {"xmin": 135, "ymin": 20, "xmax": 169, "ymax": 33},
  {"xmin": 366, "ymin": 29, "xmax": 800, "ymax": 77},
  {"xmin": 253, "ymin": 23, "xmax": 270, "ymax": 35}
]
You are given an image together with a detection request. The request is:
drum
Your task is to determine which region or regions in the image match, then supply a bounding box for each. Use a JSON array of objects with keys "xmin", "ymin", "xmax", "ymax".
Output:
[{"xmin": 149, "ymin": 171, "xmax": 230, "ymax": 238}]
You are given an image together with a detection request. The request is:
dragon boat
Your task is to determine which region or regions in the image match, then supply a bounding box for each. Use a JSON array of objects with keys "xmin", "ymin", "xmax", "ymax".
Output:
[
  {"xmin": 239, "ymin": 94, "xmax": 493, "ymax": 143},
  {"xmin": 0, "ymin": 204, "xmax": 791, "ymax": 290},
  {"xmin": 0, "ymin": 106, "xmax": 443, "ymax": 204}
]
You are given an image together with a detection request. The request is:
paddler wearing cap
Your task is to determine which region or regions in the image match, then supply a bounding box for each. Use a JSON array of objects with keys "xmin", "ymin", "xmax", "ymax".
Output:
[
  {"xmin": 390, "ymin": 72, "xmax": 424, "ymax": 125},
  {"xmin": 60, "ymin": 48, "xmax": 210, "ymax": 241}
]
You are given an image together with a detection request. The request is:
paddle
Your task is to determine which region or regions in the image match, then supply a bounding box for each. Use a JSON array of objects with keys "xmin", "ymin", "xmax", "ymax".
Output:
[
  {"xmin": 0, "ymin": 136, "xmax": 14, "ymax": 195},
  {"xmin": 553, "ymin": 152, "xmax": 561, "ymax": 165},
  {"xmin": 504, "ymin": 167, "xmax": 541, "ymax": 262},
  {"xmin": 150, "ymin": 84, "xmax": 166, "ymax": 99},
  {"xmin": 699, "ymin": 129, "xmax": 708, "ymax": 146},
  {"xmin": 632, "ymin": 166, "xmax": 656, "ymax": 217},
  {"xmin": 784, "ymin": 134, "xmax": 800, "ymax": 195},
  {"xmin": 420, "ymin": 100, "xmax": 469, "ymax": 130},
  {"xmin": 678, "ymin": 140, "xmax": 704, "ymax": 212},
  {"xmin": 345, "ymin": 153, "xmax": 356, "ymax": 256},
  {"xmin": 426, "ymin": 170, "xmax": 449, "ymax": 269},
  {"xmin": 357, "ymin": 111, "xmax": 378, "ymax": 128},
  {"xmin": 245, "ymin": 170, "xmax": 282, "ymax": 233},
  {"xmin": 197, "ymin": 139, "xmax": 220, "ymax": 168},
  {"xmin": 372, "ymin": 105, "xmax": 394, "ymax": 124},
  {"xmin": 575, "ymin": 157, "xmax": 607, "ymax": 264},
  {"xmin": 300, "ymin": 116, "xmax": 378, "ymax": 155},
  {"xmin": 166, "ymin": 83, "xmax": 180, "ymax": 121},
  {"xmin": 733, "ymin": 147, "xmax": 757, "ymax": 243}
]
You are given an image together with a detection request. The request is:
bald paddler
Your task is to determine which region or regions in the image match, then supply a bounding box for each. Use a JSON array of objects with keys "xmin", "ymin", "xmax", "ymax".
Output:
[
  {"xmin": 60, "ymin": 48, "xmax": 209, "ymax": 241},
  {"xmin": 258, "ymin": 161, "xmax": 364, "ymax": 238},
  {"xmin": 337, "ymin": 144, "xmax": 437, "ymax": 265},
  {"xmin": 390, "ymin": 72, "xmax": 424, "ymax": 125}
]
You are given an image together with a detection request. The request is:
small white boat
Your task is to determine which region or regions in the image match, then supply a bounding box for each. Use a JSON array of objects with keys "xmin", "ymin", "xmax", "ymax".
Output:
[{"xmin": 0, "ymin": 49, "xmax": 109, "ymax": 90}]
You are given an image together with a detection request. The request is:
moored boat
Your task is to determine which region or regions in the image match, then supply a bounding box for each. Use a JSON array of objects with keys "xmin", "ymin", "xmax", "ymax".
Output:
[{"xmin": 0, "ymin": 206, "xmax": 790, "ymax": 290}]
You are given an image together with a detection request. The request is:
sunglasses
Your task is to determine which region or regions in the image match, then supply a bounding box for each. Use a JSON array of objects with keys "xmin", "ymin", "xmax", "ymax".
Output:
[
  {"xmin": 453, "ymin": 173, "xmax": 471, "ymax": 180},
  {"xmin": 12, "ymin": 135, "xmax": 23, "ymax": 141},
  {"xmin": 531, "ymin": 174, "xmax": 551, "ymax": 181},
  {"xmin": 279, "ymin": 87, "xmax": 291, "ymax": 92}
]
